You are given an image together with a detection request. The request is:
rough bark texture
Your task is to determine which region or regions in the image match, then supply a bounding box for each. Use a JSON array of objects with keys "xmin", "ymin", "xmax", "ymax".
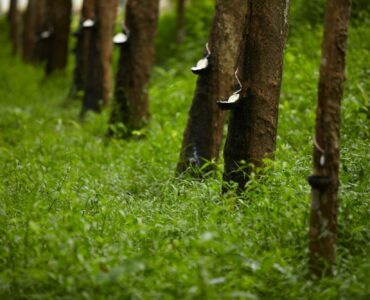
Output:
[
  {"xmin": 308, "ymin": 0, "xmax": 351, "ymax": 277},
  {"xmin": 176, "ymin": 0, "xmax": 249, "ymax": 174},
  {"xmin": 8, "ymin": 0, "xmax": 21, "ymax": 54},
  {"xmin": 22, "ymin": 0, "xmax": 49, "ymax": 64},
  {"xmin": 45, "ymin": 0, "xmax": 72, "ymax": 75},
  {"xmin": 223, "ymin": 0, "xmax": 290, "ymax": 189},
  {"xmin": 70, "ymin": 0, "xmax": 95, "ymax": 98},
  {"xmin": 82, "ymin": 0, "xmax": 118, "ymax": 113},
  {"xmin": 176, "ymin": 0, "xmax": 186, "ymax": 44},
  {"xmin": 109, "ymin": 0, "xmax": 159, "ymax": 133}
]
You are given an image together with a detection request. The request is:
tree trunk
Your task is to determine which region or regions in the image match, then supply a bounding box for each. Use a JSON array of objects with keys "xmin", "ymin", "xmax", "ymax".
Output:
[
  {"xmin": 8, "ymin": 0, "xmax": 21, "ymax": 55},
  {"xmin": 109, "ymin": 0, "xmax": 159, "ymax": 135},
  {"xmin": 45, "ymin": 0, "xmax": 72, "ymax": 75},
  {"xmin": 34, "ymin": 0, "xmax": 52, "ymax": 64},
  {"xmin": 176, "ymin": 0, "xmax": 249, "ymax": 174},
  {"xmin": 22, "ymin": 0, "xmax": 49, "ymax": 64},
  {"xmin": 21, "ymin": 0, "xmax": 35, "ymax": 62},
  {"xmin": 308, "ymin": 0, "xmax": 351, "ymax": 277},
  {"xmin": 223, "ymin": 0, "xmax": 290, "ymax": 190},
  {"xmin": 82, "ymin": 0, "xmax": 118, "ymax": 114},
  {"xmin": 176, "ymin": 0, "xmax": 186, "ymax": 44},
  {"xmin": 70, "ymin": 0, "xmax": 95, "ymax": 98}
]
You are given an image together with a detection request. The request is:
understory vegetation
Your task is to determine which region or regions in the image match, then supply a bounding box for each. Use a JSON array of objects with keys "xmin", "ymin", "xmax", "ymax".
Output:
[{"xmin": 0, "ymin": 2, "xmax": 369, "ymax": 299}]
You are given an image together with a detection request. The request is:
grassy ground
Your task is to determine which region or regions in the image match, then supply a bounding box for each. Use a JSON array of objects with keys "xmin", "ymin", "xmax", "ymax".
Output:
[{"xmin": 0, "ymin": 7, "xmax": 369, "ymax": 300}]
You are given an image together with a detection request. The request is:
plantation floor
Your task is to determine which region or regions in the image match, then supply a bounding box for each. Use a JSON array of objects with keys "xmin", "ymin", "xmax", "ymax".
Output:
[{"xmin": 0, "ymin": 19, "xmax": 369, "ymax": 300}]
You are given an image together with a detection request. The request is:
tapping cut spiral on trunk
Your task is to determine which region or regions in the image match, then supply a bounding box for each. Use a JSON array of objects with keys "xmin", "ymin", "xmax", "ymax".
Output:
[
  {"xmin": 191, "ymin": 43, "xmax": 211, "ymax": 75},
  {"xmin": 113, "ymin": 24, "xmax": 130, "ymax": 45},
  {"xmin": 217, "ymin": 68, "xmax": 243, "ymax": 110},
  {"xmin": 313, "ymin": 136, "xmax": 326, "ymax": 166}
]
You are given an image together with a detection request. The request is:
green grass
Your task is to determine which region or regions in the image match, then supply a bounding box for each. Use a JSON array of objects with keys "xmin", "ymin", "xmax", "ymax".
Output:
[{"xmin": 0, "ymin": 9, "xmax": 370, "ymax": 300}]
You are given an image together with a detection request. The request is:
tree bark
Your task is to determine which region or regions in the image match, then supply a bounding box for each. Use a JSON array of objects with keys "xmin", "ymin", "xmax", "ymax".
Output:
[
  {"xmin": 176, "ymin": 0, "xmax": 249, "ymax": 174},
  {"xmin": 8, "ymin": 0, "xmax": 21, "ymax": 55},
  {"xmin": 308, "ymin": 0, "xmax": 351, "ymax": 277},
  {"xmin": 82, "ymin": 0, "xmax": 118, "ymax": 114},
  {"xmin": 21, "ymin": 0, "xmax": 35, "ymax": 62},
  {"xmin": 70, "ymin": 0, "xmax": 95, "ymax": 98},
  {"xmin": 45, "ymin": 0, "xmax": 72, "ymax": 75},
  {"xmin": 22, "ymin": 0, "xmax": 49, "ymax": 64},
  {"xmin": 109, "ymin": 0, "xmax": 160, "ymax": 134},
  {"xmin": 223, "ymin": 0, "xmax": 290, "ymax": 190},
  {"xmin": 34, "ymin": 0, "xmax": 52, "ymax": 64},
  {"xmin": 176, "ymin": 0, "xmax": 186, "ymax": 44}
]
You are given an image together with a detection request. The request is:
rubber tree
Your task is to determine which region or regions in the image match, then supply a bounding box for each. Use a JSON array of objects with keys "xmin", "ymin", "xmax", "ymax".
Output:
[
  {"xmin": 45, "ymin": 0, "xmax": 72, "ymax": 75},
  {"xmin": 70, "ymin": 0, "xmax": 95, "ymax": 98},
  {"xmin": 176, "ymin": 0, "xmax": 249, "ymax": 174},
  {"xmin": 308, "ymin": 0, "xmax": 351, "ymax": 277},
  {"xmin": 22, "ymin": 0, "xmax": 37, "ymax": 62},
  {"xmin": 82, "ymin": 0, "xmax": 118, "ymax": 114},
  {"xmin": 22, "ymin": 0, "xmax": 49, "ymax": 64},
  {"xmin": 109, "ymin": 0, "xmax": 160, "ymax": 135},
  {"xmin": 223, "ymin": 0, "xmax": 290, "ymax": 190},
  {"xmin": 8, "ymin": 0, "xmax": 21, "ymax": 55},
  {"xmin": 34, "ymin": 0, "xmax": 53, "ymax": 64},
  {"xmin": 176, "ymin": 0, "xmax": 186, "ymax": 44}
]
